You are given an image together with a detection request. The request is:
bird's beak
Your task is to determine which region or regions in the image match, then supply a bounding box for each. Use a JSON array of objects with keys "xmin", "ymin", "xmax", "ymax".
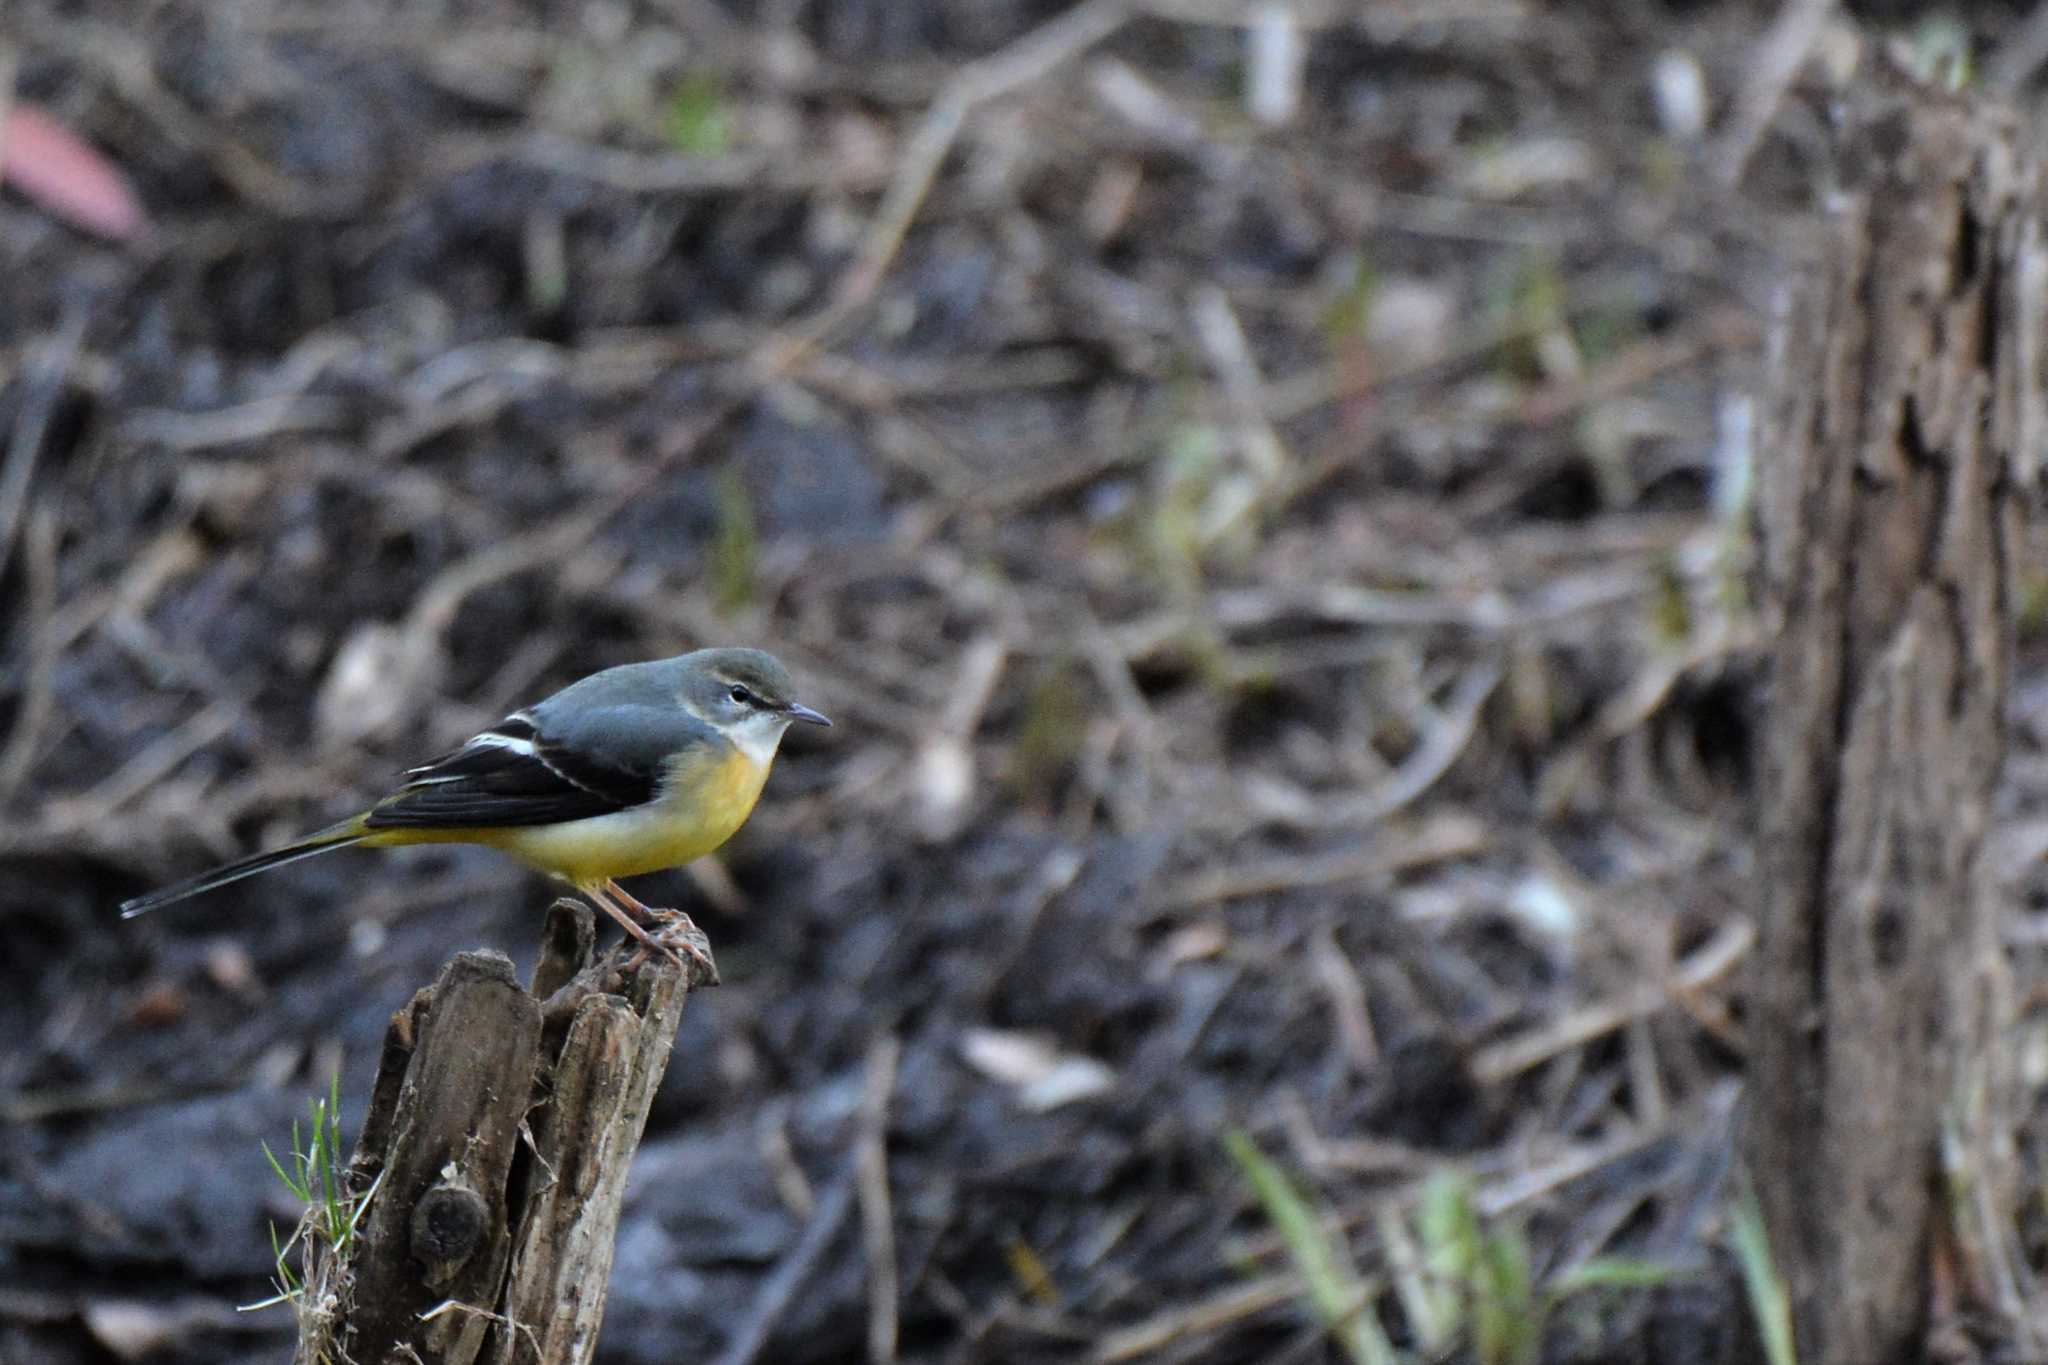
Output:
[{"xmin": 786, "ymin": 701, "xmax": 833, "ymax": 727}]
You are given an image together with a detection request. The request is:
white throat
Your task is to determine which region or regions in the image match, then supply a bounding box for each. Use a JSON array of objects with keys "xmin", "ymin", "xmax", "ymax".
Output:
[{"xmin": 731, "ymin": 712, "xmax": 791, "ymax": 766}]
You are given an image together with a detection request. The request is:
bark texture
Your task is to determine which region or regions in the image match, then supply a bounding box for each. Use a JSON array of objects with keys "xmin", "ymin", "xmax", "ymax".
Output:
[
  {"xmin": 294, "ymin": 900, "xmax": 711, "ymax": 1365},
  {"xmin": 1746, "ymin": 61, "xmax": 2039, "ymax": 1365}
]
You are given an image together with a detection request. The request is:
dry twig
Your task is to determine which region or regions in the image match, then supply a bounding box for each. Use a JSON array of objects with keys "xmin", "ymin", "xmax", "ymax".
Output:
[
  {"xmin": 1713, "ymin": 0, "xmax": 1840, "ymax": 186},
  {"xmin": 0, "ymin": 508, "xmax": 59, "ymax": 801},
  {"xmin": 712, "ymin": 1170, "xmax": 857, "ymax": 1365},
  {"xmin": 1470, "ymin": 915, "xmax": 1753, "ymax": 1084},
  {"xmin": 858, "ymin": 1036, "xmax": 902, "ymax": 1364},
  {"xmin": 750, "ymin": 0, "xmax": 1135, "ymax": 379},
  {"xmin": 0, "ymin": 309, "xmax": 86, "ymax": 578}
]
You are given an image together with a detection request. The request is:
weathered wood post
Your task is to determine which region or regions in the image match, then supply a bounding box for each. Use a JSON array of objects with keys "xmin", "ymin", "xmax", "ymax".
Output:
[
  {"xmin": 1746, "ymin": 57, "xmax": 2039, "ymax": 1365},
  {"xmin": 292, "ymin": 900, "xmax": 715, "ymax": 1365}
]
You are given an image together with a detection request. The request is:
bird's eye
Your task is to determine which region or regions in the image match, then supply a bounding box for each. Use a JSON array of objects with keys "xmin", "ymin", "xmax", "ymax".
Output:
[{"xmin": 729, "ymin": 684, "xmax": 753, "ymax": 705}]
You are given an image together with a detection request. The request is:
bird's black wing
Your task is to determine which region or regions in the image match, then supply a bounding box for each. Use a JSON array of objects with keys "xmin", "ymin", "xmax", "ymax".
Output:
[{"xmin": 363, "ymin": 706, "xmax": 706, "ymax": 831}]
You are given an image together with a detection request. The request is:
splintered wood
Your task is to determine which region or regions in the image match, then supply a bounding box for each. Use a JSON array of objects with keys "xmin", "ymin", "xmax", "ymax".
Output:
[
  {"xmin": 293, "ymin": 901, "xmax": 710, "ymax": 1365},
  {"xmin": 1746, "ymin": 61, "xmax": 2039, "ymax": 1365}
]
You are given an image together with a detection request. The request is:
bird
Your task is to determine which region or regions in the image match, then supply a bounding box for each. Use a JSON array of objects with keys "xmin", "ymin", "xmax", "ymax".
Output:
[{"xmin": 119, "ymin": 648, "xmax": 831, "ymax": 969}]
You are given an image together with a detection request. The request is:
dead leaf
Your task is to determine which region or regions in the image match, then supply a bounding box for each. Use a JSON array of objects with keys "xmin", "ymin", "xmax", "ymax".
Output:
[
  {"xmin": 960, "ymin": 1028, "xmax": 1116, "ymax": 1112},
  {"xmin": 1, "ymin": 103, "xmax": 148, "ymax": 242},
  {"xmin": 84, "ymin": 1301, "xmax": 193, "ymax": 1361}
]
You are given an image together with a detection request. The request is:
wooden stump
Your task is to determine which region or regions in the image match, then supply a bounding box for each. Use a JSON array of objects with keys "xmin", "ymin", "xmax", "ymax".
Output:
[
  {"xmin": 293, "ymin": 900, "xmax": 715, "ymax": 1365},
  {"xmin": 1746, "ymin": 57, "xmax": 2039, "ymax": 1365}
]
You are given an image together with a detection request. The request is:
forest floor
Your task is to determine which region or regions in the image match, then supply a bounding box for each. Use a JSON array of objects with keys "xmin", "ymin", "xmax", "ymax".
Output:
[{"xmin": 8, "ymin": 2, "xmax": 2048, "ymax": 1363}]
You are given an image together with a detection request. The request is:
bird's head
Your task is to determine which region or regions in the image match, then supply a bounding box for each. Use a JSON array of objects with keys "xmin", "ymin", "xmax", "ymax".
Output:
[{"xmin": 678, "ymin": 647, "xmax": 832, "ymax": 761}]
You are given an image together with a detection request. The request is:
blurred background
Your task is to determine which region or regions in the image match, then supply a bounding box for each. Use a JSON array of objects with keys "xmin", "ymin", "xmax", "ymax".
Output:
[{"xmin": 8, "ymin": 1, "xmax": 2048, "ymax": 1362}]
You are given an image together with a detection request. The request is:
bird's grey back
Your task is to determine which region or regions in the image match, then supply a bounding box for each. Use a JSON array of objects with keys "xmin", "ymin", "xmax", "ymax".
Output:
[{"xmin": 531, "ymin": 656, "xmax": 694, "ymax": 720}]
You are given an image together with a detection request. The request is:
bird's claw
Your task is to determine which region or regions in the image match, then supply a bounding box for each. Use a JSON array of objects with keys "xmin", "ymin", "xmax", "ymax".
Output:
[{"xmin": 621, "ymin": 908, "xmax": 719, "ymax": 986}]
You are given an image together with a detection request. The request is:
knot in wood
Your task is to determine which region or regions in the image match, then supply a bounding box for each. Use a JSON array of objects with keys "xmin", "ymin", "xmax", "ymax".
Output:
[{"xmin": 411, "ymin": 1181, "xmax": 488, "ymax": 1271}]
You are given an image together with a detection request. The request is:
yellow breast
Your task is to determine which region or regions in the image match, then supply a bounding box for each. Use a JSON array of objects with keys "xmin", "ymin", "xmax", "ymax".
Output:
[{"xmin": 464, "ymin": 745, "xmax": 770, "ymax": 884}]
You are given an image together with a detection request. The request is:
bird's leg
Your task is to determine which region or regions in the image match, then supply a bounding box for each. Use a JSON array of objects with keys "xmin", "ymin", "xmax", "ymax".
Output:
[
  {"xmin": 601, "ymin": 878, "xmax": 663, "ymax": 921},
  {"xmin": 602, "ymin": 878, "xmax": 694, "ymax": 925},
  {"xmin": 581, "ymin": 882, "xmax": 686, "ymax": 971},
  {"xmin": 597, "ymin": 879, "xmax": 716, "ymax": 980},
  {"xmin": 605, "ymin": 877, "xmax": 709, "ymax": 946}
]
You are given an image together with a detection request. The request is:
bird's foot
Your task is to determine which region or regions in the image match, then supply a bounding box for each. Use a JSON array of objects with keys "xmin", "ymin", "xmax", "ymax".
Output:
[
  {"xmin": 621, "ymin": 908, "xmax": 719, "ymax": 985},
  {"xmin": 584, "ymin": 883, "xmax": 720, "ymax": 986}
]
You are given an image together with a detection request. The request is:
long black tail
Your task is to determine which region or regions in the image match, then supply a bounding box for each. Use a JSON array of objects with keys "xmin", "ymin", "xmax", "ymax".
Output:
[{"xmin": 119, "ymin": 824, "xmax": 364, "ymax": 918}]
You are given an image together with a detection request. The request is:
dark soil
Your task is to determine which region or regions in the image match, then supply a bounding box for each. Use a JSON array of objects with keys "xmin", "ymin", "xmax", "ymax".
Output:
[{"xmin": 6, "ymin": 2, "xmax": 2048, "ymax": 1363}]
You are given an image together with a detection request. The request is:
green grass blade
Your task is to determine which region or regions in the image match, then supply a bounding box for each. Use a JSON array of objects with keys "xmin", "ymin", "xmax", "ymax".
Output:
[
  {"xmin": 1224, "ymin": 1131, "xmax": 1400, "ymax": 1365},
  {"xmin": 1728, "ymin": 1169, "xmax": 1798, "ymax": 1365},
  {"xmin": 261, "ymin": 1138, "xmax": 309, "ymax": 1203},
  {"xmin": 1376, "ymin": 1201, "xmax": 1450, "ymax": 1353},
  {"xmin": 1546, "ymin": 1256, "xmax": 1673, "ymax": 1296},
  {"xmin": 1473, "ymin": 1221, "xmax": 1536, "ymax": 1365}
]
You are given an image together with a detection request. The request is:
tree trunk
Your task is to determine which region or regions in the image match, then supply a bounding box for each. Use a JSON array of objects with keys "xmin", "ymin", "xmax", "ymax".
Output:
[
  {"xmin": 1746, "ymin": 58, "xmax": 2039, "ymax": 1365},
  {"xmin": 292, "ymin": 900, "xmax": 714, "ymax": 1365}
]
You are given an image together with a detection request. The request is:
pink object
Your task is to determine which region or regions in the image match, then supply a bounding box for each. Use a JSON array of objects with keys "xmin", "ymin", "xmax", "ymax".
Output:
[{"xmin": 1, "ymin": 101, "xmax": 148, "ymax": 242}]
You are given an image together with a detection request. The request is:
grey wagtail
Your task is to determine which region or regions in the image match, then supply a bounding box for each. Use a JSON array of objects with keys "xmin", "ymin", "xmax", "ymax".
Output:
[{"xmin": 119, "ymin": 648, "xmax": 830, "ymax": 966}]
